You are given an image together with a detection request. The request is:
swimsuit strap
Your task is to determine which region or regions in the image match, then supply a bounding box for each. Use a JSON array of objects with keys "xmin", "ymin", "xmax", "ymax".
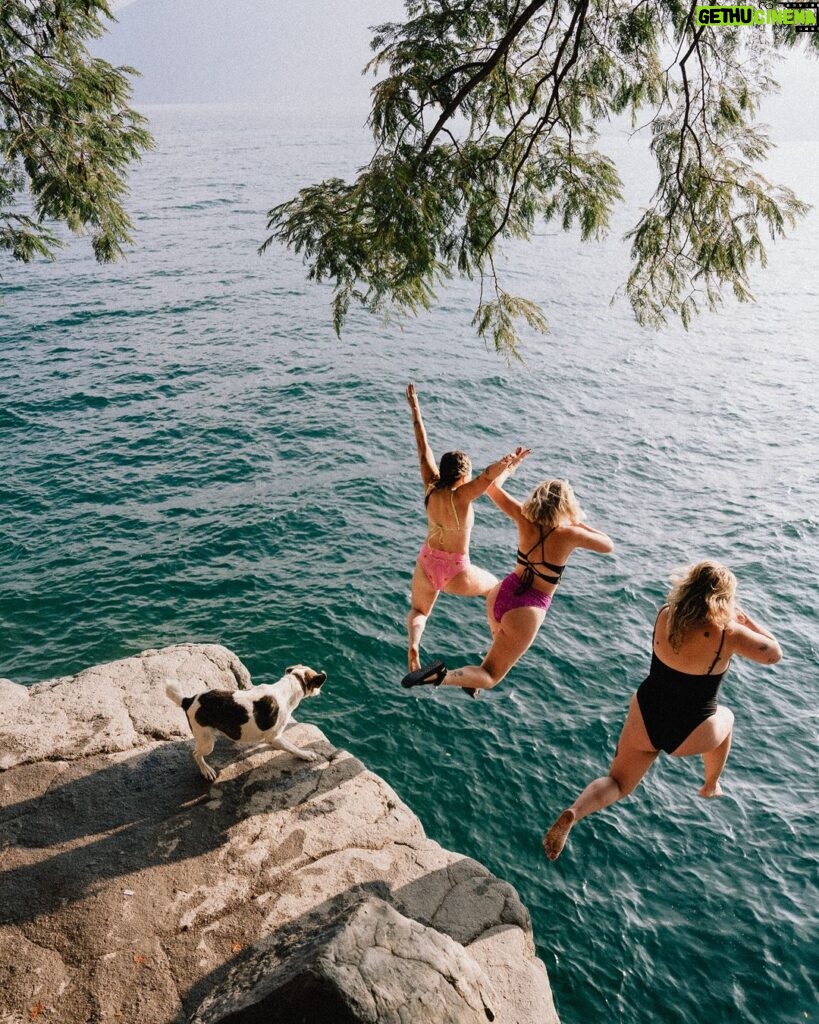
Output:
[
  {"xmin": 449, "ymin": 489, "xmax": 460, "ymax": 530},
  {"xmin": 522, "ymin": 525, "xmax": 554, "ymax": 558},
  {"xmin": 426, "ymin": 487, "xmax": 461, "ymax": 542},
  {"xmin": 706, "ymin": 628, "xmax": 726, "ymax": 675},
  {"xmin": 655, "ymin": 605, "xmax": 726, "ymax": 674},
  {"xmin": 516, "ymin": 526, "xmax": 564, "ymax": 592}
]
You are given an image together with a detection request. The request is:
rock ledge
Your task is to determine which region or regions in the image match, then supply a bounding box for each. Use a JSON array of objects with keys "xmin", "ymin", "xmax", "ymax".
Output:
[{"xmin": 0, "ymin": 644, "xmax": 557, "ymax": 1024}]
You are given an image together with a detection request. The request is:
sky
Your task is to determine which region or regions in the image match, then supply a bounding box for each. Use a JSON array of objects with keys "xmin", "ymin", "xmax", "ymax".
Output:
[
  {"xmin": 97, "ymin": 0, "xmax": 406, "ymax": 115},
  {"xmin": 95, "ymin": 1, "xmax": 819, "ymax": 137}
]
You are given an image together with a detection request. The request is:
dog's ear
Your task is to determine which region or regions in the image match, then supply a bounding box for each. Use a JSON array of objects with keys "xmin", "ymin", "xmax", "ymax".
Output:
[{"xmin": 286, "ymin": 666, "xmax": 326, "ymax": 691}]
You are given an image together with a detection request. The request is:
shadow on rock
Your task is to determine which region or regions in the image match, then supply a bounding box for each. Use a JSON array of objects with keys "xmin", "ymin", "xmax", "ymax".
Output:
[{"xmin": 0, "ymin": 735, "xmax": 363, "ymax": 926}]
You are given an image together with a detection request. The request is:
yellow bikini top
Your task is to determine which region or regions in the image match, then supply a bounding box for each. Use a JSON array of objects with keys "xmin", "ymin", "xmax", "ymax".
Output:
[{"xmin": 426, "ymin": 487, "xmax": 461, "ymax": 543}]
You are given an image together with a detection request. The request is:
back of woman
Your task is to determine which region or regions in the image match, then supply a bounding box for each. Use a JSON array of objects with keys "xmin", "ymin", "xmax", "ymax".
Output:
[
  {"xmin": 651, "ymin": 561, "xmax": 735, "ymax": 675},
  {"xmin": 651, "ymin": 607, "xmax": 732, "ymax": 677},
  {"xmin": 424, "ymin": 483, "xmax": 475, "ymax": 554}
]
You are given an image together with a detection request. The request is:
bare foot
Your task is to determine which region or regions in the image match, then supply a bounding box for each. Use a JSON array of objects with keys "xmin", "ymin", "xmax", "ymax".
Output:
[
  {"xmin": 699, "ymin": 782, "xmax": 724, "ymax": 798},
  {"xmin": 543, "ymin": 809, "xmax": 576, "ymax": 861},
  {"xmin": 408, "ymin": 647, "xmax": 421, "ymax": 673}
]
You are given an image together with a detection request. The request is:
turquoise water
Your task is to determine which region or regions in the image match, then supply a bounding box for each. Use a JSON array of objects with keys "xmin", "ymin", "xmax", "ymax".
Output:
[{"xmin": 2, "ymin": 106, "xmax": 817, "ymax": 1023}]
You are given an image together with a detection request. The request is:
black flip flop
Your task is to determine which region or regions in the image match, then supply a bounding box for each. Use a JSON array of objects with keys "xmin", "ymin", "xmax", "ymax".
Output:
[{"xmin": 401, "ymin": 660, "xmax": 448, "ymax": 688}]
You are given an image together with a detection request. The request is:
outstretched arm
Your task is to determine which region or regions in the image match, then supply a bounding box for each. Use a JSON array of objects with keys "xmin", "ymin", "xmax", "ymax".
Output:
[
  {"xmin": 459, "ymin": 447, "xmax": 531, "ymax": 506},
  {"xmin": 406, "ymin": 383, "xmax": 437, "ymax": 488},
  {"xmin": 484, "ymin": 447, "xmax": 532, "ymax": 523}
]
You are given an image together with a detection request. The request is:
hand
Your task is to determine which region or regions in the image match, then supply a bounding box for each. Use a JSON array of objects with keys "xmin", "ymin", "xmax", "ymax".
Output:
[
  {"xmin": 504, "ymin": 447, "xmax": 531, "ymax": 475},
  {"xmin": 406, "ymin": 383, "xmax": 420, "ymax": 408},
  {"xmin": 487, "ymin": 449, "xmax": 526, "ymax": 481},
  {"xmin": 510, "ymin": 446, "xmax": 531, "ymax": 464}
]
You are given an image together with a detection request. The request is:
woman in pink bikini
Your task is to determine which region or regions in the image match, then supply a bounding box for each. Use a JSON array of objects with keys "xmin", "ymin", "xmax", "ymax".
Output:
[
  {"xmin": 402, "ymin": 463, "xmax": 613, "ymax": 692},
  {"xmin": 405, "ymin": 383, "xmax": 529, "ymax": 673}
]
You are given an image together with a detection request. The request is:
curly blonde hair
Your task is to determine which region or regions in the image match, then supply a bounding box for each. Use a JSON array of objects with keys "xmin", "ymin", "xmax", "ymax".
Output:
[
  {"xmin": 521, "ymin": 479, "xmax": 581, "ymax": 529},
  {"xmin": 666, "ymin": 560, "xmax": 737, "ymax": 650}
]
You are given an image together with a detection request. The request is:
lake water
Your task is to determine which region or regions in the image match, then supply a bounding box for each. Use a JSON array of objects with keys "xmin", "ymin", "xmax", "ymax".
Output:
[{"xmin": 1, "ymin": 104, "xmax": 817, "ymax": 1023}]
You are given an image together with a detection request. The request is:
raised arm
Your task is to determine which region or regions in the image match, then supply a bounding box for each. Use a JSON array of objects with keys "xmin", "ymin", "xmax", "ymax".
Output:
[
  {"xmin": 406, "ymin": 383, "xmax": 438, "ymax": 489},
  {"xmin": 729, "ymin": 609, "xmax": 783, "ymax": 665},
  {"xmin": 483, "ymin": 447, "xmax": 532, "ymax": 523},
  {"xmin": 458, "ymin": 447, "xmax": 531, "ymax": 505}
]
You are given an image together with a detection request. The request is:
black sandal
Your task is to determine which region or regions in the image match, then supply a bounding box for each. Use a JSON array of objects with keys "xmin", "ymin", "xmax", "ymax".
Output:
[{"xmin": 401, "ymin": 661, "xmax": 448, "ymax": 688}]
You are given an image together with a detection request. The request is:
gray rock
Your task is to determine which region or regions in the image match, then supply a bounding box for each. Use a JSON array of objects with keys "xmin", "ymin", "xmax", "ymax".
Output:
[
  {"xmin": 190, "ymin": 896, "xmax": 497, "ymax": 1024},
  {"xmin": 0, "ymin": 645, "xmax": 558, "ymax": 1024}
]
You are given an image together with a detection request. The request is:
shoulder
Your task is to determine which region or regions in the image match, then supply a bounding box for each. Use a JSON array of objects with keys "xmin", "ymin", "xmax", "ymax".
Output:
[
  {"xmin": 725, "ymin": 621, "xmax": 782, "ymax": 665},
  {"xmin": 560, "ymin": 522, "xmax": 614, "ymax": 554}
]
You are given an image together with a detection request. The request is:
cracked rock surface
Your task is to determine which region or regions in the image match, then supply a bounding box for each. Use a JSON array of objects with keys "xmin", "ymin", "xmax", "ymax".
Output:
[{"xmin": 0, "ymin": 645, "xmax": 557, "ymax": 1024}]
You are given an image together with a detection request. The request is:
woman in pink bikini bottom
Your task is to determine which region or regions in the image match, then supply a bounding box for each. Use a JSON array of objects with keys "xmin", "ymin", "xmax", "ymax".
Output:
[
  {"xmin": 402, "ymin": 472, "xmax": 613, "ymax": 694},
  {"xmin": 417, "ymin": 543, "xmax": 471, "ymax": 592},
  {"xmin": 404, "ymin": 383, "xmax": 528, "ymax": 673}
]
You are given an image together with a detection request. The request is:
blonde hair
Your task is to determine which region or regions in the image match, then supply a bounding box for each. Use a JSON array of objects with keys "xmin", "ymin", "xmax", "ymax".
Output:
[
  {"xmin": 521, "ymin": 479, "xmax": 581, "ymax": 529},
  {"xmin": 666, "ymin": 560, "xmax": 737, "ymax": 650}
]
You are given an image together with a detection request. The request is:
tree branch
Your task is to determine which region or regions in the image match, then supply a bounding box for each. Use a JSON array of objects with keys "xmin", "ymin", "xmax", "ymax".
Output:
[{"xmin": 419, "ymin": 0, "xmax": 551, "ymax": 158}]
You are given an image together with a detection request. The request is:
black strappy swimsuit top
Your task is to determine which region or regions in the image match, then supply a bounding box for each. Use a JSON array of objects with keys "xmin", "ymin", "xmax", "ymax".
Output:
[{"xmin": 516, "ymin": 527, "xmax": 566, "ymax": 594}]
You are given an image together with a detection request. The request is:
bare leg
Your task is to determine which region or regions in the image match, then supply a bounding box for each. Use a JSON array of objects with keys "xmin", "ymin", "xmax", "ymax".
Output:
[
  {"xmin": 444, "ymin": 564, "xmax": 498, "ymax": 598},
  {"xmin": 443, "ymin": 605, "xmax": 545, "ymax": 691},
  {"xmin": 407, "ymin": 561, "xmax": 439, "ymax": 672},
  {"xmin": 544, "ymin": 696, "xmax": 659, "ymax": 860},
  {"xmin": 669, "ymin": 705, "xmax": 734, "ymax": 798},
  {"xmin": 485, "ymin": 580, "xmax": 502, "ymax": 641},
  {"xmin": 700, "ymin": 733, "xmax": 732, "ymax": 798}
]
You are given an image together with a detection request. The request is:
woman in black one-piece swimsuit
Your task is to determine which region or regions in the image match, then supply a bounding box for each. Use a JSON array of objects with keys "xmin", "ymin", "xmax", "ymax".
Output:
[{"xmin": 544, "ymin": 560, "xmax": 782, "ymax": 861}]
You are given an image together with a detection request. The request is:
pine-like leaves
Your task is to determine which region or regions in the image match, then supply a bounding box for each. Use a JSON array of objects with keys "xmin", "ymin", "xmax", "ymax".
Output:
[
  {"xmin": 263, "ymin": 0, "xmax": 813, "ymax": 354},
  {"xmin": 0, "ymin": 0, "xmax": 153, "ymax": 271}
]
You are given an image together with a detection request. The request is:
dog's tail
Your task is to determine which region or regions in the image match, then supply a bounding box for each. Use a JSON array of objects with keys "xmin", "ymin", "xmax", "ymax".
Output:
[{"xmin": 165, "ymin": 678, "xmax": 187, "ymax": 707}]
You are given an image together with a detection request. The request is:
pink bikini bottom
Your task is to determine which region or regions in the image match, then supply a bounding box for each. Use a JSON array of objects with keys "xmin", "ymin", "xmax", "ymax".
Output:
[
  {"xmin": 418, "ymin": 542, "xmax": 470, "ymax": 592},
  {"xmin": 493, "ymin": 571, "xmax": 553, "ymax": 623}
]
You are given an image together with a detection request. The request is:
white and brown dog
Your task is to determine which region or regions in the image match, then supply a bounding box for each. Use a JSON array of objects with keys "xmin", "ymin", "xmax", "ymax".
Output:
[{"xmin": 166, "ymin": 664, "xmax": 327, "ymax": 781}]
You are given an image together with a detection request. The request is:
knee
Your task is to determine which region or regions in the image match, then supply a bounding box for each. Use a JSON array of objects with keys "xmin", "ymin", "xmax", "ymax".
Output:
[
  {"xmin": 610, "ymin": 773, "xmax": 634, "ymax": 799},
  {"xmin": 479, "ymin": 663, "xmax": 507, "ymax": 688}
]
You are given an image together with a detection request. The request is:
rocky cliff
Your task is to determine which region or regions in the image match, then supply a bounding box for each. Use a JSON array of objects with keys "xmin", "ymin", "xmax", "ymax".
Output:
[{"xmin": 0, "ymin": 644, "xmax": 558, "ymax": 1023}]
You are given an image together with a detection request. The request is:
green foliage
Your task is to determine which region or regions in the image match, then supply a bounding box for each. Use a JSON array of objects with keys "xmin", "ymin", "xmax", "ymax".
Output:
[
  {"xmin": 1, "ymin": 0, "xmax": 153, "ymax": 271},
  {"xmin": 263, "ymin": 0, "xmax": 814, "ymax": 355}
]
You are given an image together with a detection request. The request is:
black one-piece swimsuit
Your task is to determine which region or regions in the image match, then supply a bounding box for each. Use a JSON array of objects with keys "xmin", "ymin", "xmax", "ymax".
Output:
[{"xmin": 636, "ymin": 611, "xmax": 727, "ymax": 754}]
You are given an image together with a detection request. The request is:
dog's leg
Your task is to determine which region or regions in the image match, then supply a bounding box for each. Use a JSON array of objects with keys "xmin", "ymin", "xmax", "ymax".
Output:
[
  {"xmin": 268, "ymin": 734, "xmax": 318, "ymax": 762},
  {"xmin": 193, "ymin": 728, "xmax": 219, "ymax": 781}
]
